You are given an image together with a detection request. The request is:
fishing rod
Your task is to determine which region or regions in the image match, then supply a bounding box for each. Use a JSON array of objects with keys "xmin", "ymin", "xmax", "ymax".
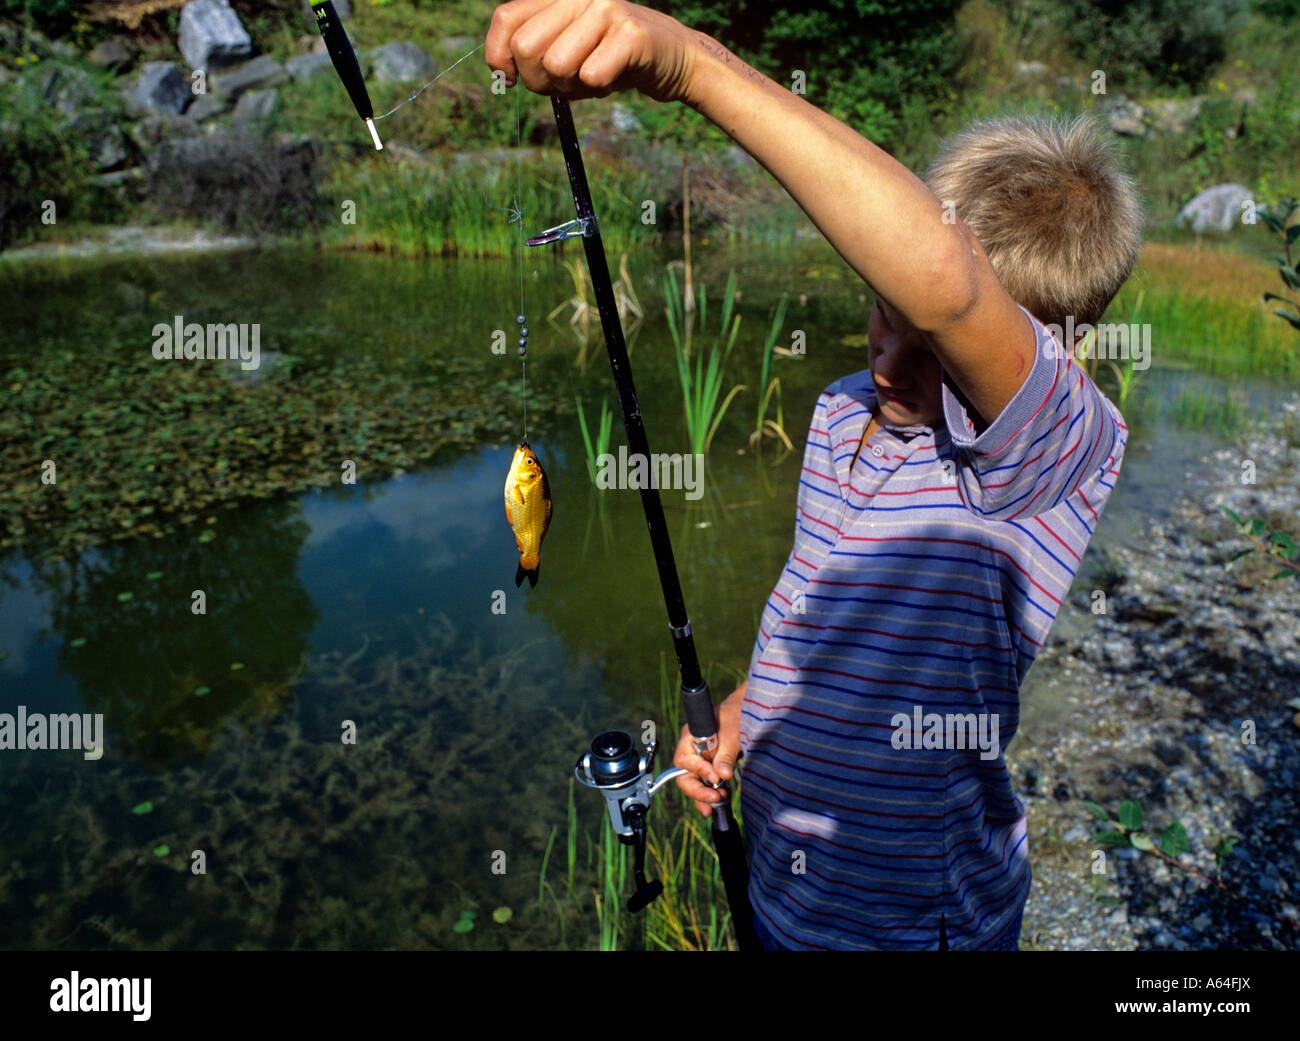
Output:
[{"xmin": 536, "ymin": 98, "xmax": 760, "ymax": 951}]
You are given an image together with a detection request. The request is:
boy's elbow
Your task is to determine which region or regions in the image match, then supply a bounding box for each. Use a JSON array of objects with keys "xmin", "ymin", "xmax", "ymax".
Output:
[{"xmin": 908, "ymin": 222, "xmax": 983, "ymax": 334}]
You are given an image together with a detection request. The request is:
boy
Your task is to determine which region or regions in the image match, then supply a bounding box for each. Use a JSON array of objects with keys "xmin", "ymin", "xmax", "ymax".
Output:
[{"xmin": 487, "ymin": 0, "xmax": 1141, "ymax": 950}]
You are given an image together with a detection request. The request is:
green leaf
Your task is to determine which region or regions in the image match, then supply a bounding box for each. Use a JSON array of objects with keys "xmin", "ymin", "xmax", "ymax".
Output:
[
  {"xmin": 1130, "ymin": 832, "xmax": 1155, "ymax": 851},
  {"xmin": 146, "ymin": 571, "xmax": 164, "ymax": 580},
  {"xmin": 1269, "ymin": 568, "xmax": 1298, "ymax": 580},
  {"xmin": 1117, "ymin": 800, "xmax": 1143, "ymax": 831},
  {"xmin": 1094, "ymin": 830, "xmax": 1129, "ymax": 846},
  {"xmin": 1160, "ymin": 821, "xmax": 1189, "ymax": 858},
  {"xmin": 229, "ymin": 662, "xmax": 244, "ymax": 671},
  {"xmin": 132, "ymin": 801, "xmax": 153, "ymax": 815},
  {"xmin": 153, "ymin": 845, "xmax": 170, "ymax": 857},
  {"xmin": 1247, "ymin": 518, "xmax": 1268, "ymax": 537},
  {"xmin": 1268, "ymin": 532, "xmax": 1298, "ymax": 557},
  {"xmin": 492, "ymin": 906, "xmax": 513, "ymax": 924},
  {"xmin": 1081, "ymin": 800, "xmax": 1111, "ymax": 821},
  {"xmin": 1274, "ymin": 308, "xmax": 1300, "ymax": 331},
  {"xmin": 1262, "ymin": 212, "xmax": 1283, "ymax": 233},
  {"xmin": 117, "ymin": 591, "xmax": 134, "ymax": 602},
  {"xmin": 1288, "ymin": 224, "xmax": 1300, "ymax": 245},
  {"xmin": 193, "ymin": 686, "xmax": 210, "ymax": 697},
  {"xmin": 70, "ymin": 637, "xmax": 87, "ymax": 648},
  {"xmin": 453, "ymin": 918, "xmax": 474, "ymax": 933},
  {"xmin": 1219, "ymin": 506, "xmax": 1242, "ymax": 525}
]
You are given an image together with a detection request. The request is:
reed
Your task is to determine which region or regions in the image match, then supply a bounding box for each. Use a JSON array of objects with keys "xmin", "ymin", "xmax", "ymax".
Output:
[
  {"xmin": 750, "ymin": 294, "xmax": 793, "ymax": 453},
  {"xmin": 575, "ymin": 394, "xmax": 614, "ymax": 483},
  {"xmin": 665, "ymin": 268, "xmax": 746, "ymax": 456}
]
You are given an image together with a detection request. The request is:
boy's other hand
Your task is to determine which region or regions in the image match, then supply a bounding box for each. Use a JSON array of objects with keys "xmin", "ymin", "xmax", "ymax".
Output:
[
  {"xmin": 672, "ymin": 683, "xmax": 744, "ymax": 816},
  {"xmin": 485, "ymin": 0, "xmax": 697, "ymax": 104}
]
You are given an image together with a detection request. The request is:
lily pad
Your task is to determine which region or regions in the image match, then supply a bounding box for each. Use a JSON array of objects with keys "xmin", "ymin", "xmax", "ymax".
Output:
[
  {"xmin": 492, "ymin": 906, "xmax": 512, "ymax": 924},
  {"xmin": 132, "ymin": 801, "xmax": 153, "ymax": 815},
  {"xmin": 117, "ymin": 591, "xmax": 134, "ymax": 602},
  {"xmin": 453, "ymin": 918, "xmax": 474, "ymax": 934},
  {"xmin": 193, "ymin": 686, "xmax": 210, "ymax": 697},
  {"xmin": 153, "ymin": 845, "xmax": 170, "ymax": 857}
]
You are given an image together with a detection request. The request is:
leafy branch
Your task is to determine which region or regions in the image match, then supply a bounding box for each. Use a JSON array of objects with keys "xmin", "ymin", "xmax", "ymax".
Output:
[
  {"xmin": 1261, "ymin": 197, "xmax": 1300, "ymax": 332},
  {"xmin": 1083, "ymin": 799, "xmax": 1298, "ymax": 930},
  {"xmin": 1219, "ymin": 506, "xmax": 1300, "ymax": 581}
]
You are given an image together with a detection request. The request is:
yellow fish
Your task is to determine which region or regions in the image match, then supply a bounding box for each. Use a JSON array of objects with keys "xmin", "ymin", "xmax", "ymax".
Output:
[{"xmin": 504, "ymin": 441, "xmax": 552, "ymax": 588}]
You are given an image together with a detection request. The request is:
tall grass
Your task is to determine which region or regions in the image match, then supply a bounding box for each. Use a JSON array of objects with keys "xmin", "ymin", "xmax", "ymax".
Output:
[
  {"xmin": 750, "ymin": 294, "xmax": 793, "ymax": 453},
  {"xmin": 666, "ymin": 268, "xmax": 746, "ymax": 456},
  {"xmin": 575, "ymin": 393, "xmax": 614, "ymax": 482}
]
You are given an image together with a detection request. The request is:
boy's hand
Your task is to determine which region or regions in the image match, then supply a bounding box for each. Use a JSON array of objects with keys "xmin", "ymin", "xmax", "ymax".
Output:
[
  {"xmin": 485, "ymin": 0, "xmax": 697, "ymax": 104},
  {"xmin": 673, "ymin": 682, "xmax": 744, "ymax": 816}
]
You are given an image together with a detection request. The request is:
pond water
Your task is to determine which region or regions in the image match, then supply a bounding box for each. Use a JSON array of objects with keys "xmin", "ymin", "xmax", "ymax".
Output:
[{"xmin": 0, "ymin": 242, "xmax": 1289, "ymax": 948}]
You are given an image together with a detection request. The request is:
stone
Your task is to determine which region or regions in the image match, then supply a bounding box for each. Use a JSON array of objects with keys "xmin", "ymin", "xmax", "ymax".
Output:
[
  {"xmin": 611, "ymin": 103, "xmax": 641, "ymax": 133},
  {"xmin": 1105, "ymin": 97, "xmax": 1149, "ymax": 137},
  {"xmin": 37, "ymin": 64, "xmax": 98, "ymax": 116},
  {"xmin": 368, "ymin": 41, "xmax": 437, "ymax": 84},
  {"xmin": 70, "ymin": 111, "xmax": 130, "ymax": 170},
  {"xmin": 130, "ymin": 113, "xmax": 202, "ymax": 151},
  {"xmin": 211, "ymin": 55, "xmax": 289, "ymax": 100},
  {"xmin": 186, "ymin": 93, "xmax": 227, "ymax": 122},
  {"xmin": 286, "ymin": 52, "xmax": 334, "ymax": 81},
  {"xmin": 89, "ymin": 37, "xmax": 133, "ymax": 71},
  {"xmin": 437, "ymin": 35, "xmax": 476, "ymax": 54},
  {"xmin": 129, "ymin": 63, "xmax": 191, "ymax": 116},
  {"xmin": 1176, "ymin": 183, "xmax": 1253, "ymax": 233},
  {"xmin": 1015, "ymin": 60, "xmax": 1048, "ymax": 79},
  {"xmin": 232, "ymin": 89, "xmax": 279, "ymax": 125},
  {"xmin": 1148, "ymin": 96, "xmax": 1204, "ymax": 136},
  {"xmin": 179, "ymin": 0, "xmax": 253, "ymax": 71}
]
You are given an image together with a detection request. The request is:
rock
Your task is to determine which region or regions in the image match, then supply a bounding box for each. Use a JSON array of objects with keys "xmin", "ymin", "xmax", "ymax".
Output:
[
  {"xmin": 232, "ymin": 89, "xmax": 279, "ymax": 124},
  {"xmin": 211, "ymin": 56, "xmax": 289, "ymax": 100},
  {"xmin": 129, "ymin": 113, "xmax": 202, "ymax": 151},
  {"xmin": 128, "ymin": 63, "xmax": 191, "ymax": 116},
  {"xmin": 89, "ymin": 37, "xmax": 133, "ymax": 71},
  {"xmin": 69, "ymin": 111, "xmax": 130, "ymax": 170},
  {"xmin": 1105, "ymin": 97, "xmax": 1149, "ymax": 137},
  {"xmin": 1015, "ymin": 60, "xmax": 1048, "ymax": 79},
  {"xmin": 186, "ymin": 93, "xmax": 227, "ymax": 122},
  {"xmin": 179, "ymin": 0, "xmax": 253, "ymax": 71},
  {"xmin": 1176, "ymin": 183, "xmax": 1253, "ymax": 233},
  {"xmin": 286, "ymin": 52, "xmax": 334, "ymax": 81},
  {"xmin": 368, "ymin": 42, "xmax": 437, "ymax": 84},
  {"xmin": 33, "ymin": 64, "xmax": 98, "ymax": 117},
  {"xmin": 1148, "ymin": 96, "xmax": 1204, "ymax": 136},
  {"xmin": 437, "ymin": 35, "xmax": 476, "ymax": 54},
  {"xmin": 611, "ymin": 103, "xmax": 641, "ymax": 133}
]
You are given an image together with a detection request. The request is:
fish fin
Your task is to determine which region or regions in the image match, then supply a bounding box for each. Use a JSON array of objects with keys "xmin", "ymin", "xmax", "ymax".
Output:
[
  {"xmin": 515, "ymin": 563, "xmax": 526, "ymax": 588},
  {"xmin": 512, "ymin": 483, "xmax": 526, "ymax": 504},
  {"xmin": 504, "ymin": 501, "xmax": 514, "ymax": 527},
  {"xmin": 515, "ymin": 562, "xmax": 538, "ymax": 588}
]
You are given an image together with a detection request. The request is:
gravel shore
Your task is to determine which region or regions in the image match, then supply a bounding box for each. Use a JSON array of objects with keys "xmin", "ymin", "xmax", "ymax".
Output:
[{"xmin": 1011, "ymin": 398, "xmax": 1300, "ymax": 950}]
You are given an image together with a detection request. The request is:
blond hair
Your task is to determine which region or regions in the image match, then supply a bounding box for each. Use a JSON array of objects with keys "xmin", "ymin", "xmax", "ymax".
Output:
[{"xmin": 922, "ymin": 114, "xmax": 1143, "ymax": 331}]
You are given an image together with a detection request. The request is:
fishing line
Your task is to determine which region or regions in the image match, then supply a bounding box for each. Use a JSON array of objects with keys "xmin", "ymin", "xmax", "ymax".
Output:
[{"xmin": 372, "ymin": 42, "xmax": 487, "ymax": 122}]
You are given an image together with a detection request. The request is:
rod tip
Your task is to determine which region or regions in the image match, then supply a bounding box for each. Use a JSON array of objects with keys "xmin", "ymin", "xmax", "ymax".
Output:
[{"xmin": 366, "ymin": 117, "xmax": 383, "ymax": 151}]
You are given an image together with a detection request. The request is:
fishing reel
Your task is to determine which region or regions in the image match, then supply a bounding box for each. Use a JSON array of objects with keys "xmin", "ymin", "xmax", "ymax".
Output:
[{"xmin": 574, "ymin": 731, "xmax": 688, "ymax": 913}]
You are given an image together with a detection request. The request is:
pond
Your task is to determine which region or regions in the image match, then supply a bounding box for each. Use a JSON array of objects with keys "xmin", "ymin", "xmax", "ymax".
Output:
[{"xmin": 0, "ymin": 242, "xmax": 1289, "ymax": 949}]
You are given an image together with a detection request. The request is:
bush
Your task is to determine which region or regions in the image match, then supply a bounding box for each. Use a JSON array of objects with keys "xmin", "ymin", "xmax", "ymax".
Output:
[
  {"xmin": 0, "ymin": 75, "xmax": 94, "ymax": 249},
  {"xmin": 1053, "ymin": 0, "xmax": 1251, "ymax": 89},
  {"xmin": 653, "ymin": 0, "xmax": 964, "ymax": 149}
]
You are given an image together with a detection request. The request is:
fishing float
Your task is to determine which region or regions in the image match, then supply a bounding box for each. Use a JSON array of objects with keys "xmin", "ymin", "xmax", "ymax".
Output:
[{"xmin": 310, "ymin": 0, "xmax": 383, "ymax": 151}]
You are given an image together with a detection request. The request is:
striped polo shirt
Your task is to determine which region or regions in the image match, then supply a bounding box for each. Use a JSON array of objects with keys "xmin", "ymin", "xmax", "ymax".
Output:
[{"xmin": 739, "ymin": 306, "xmax": 1127, "ymax": 950}]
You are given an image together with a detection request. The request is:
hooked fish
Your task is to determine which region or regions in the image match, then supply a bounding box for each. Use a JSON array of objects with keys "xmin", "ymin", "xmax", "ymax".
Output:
[{"xmin": 504, "ymin": 441, "xmax": 552, "ymax": 588}]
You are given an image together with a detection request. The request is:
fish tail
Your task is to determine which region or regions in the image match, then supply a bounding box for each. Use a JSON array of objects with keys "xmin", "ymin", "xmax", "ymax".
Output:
[{"xmin": 515, "ymin": 562, "xmax": 539, "ymax": 588}]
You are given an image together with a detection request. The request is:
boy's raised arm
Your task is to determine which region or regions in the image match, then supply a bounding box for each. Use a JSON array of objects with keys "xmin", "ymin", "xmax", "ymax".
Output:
[{"xmin": 487, "ymin": 0, "xmax": 1039, "ymax": 427}]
